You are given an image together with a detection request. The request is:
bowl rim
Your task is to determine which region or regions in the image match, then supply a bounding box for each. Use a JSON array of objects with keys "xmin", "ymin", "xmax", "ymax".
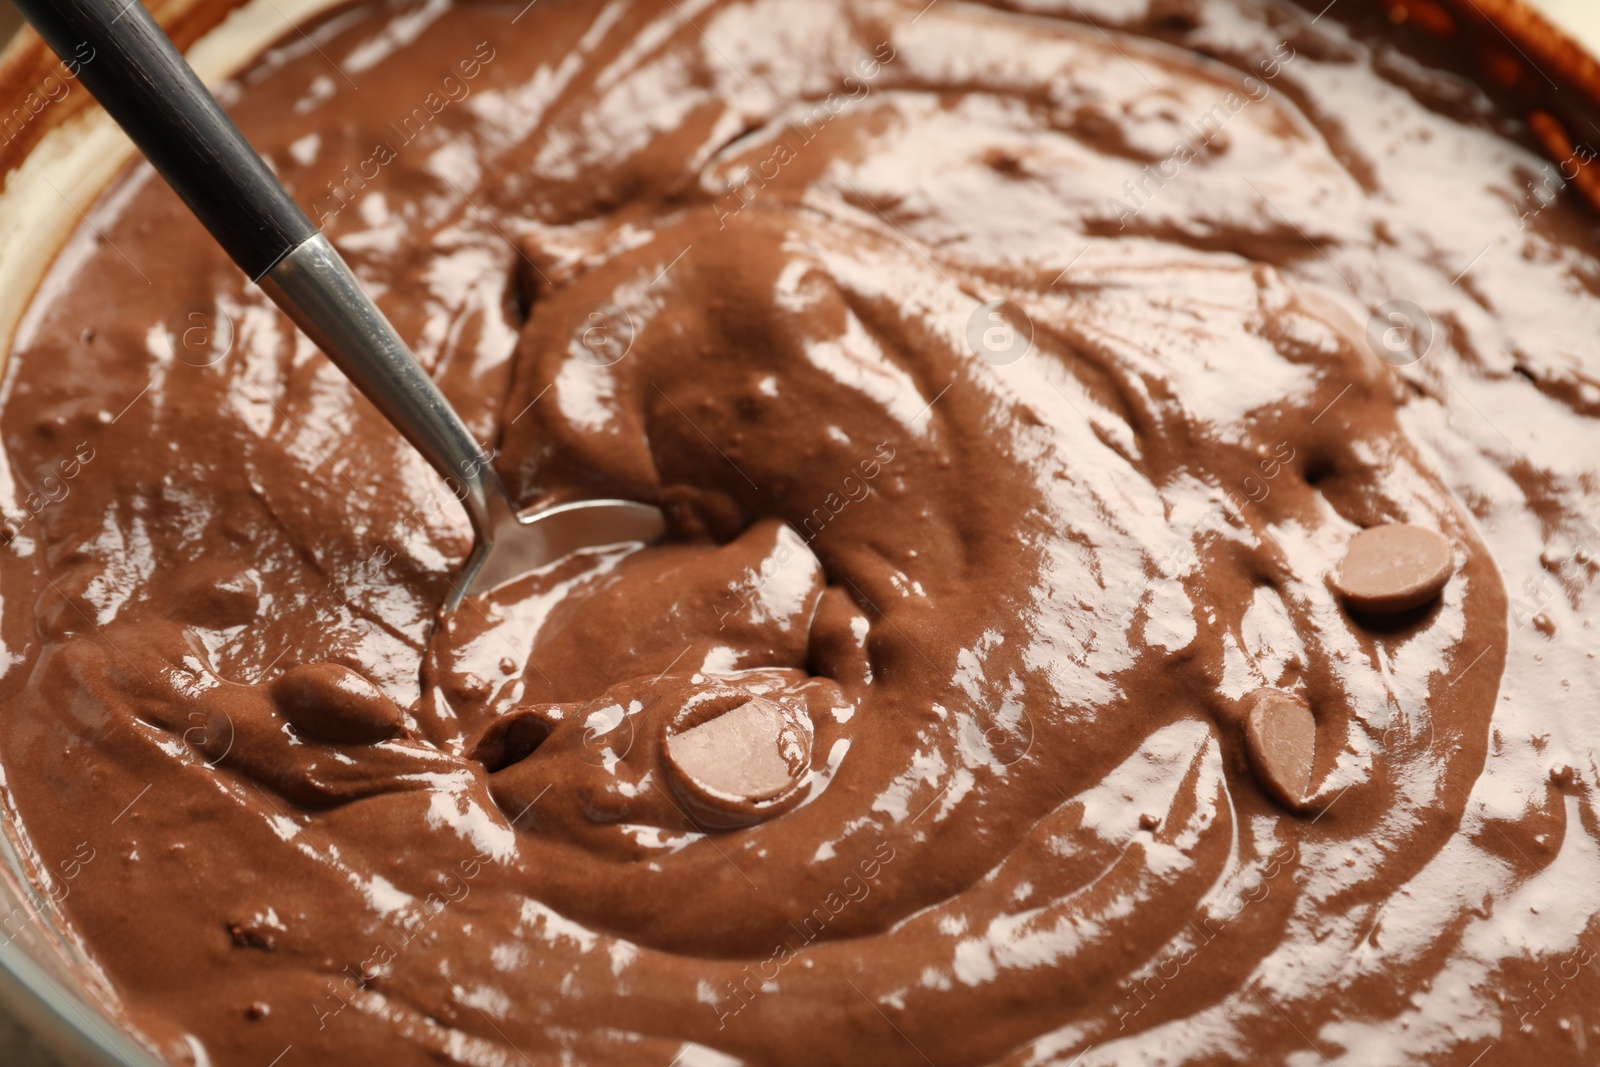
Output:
[{"xmin": 0, "ymin": 7, "xmax": 346, "ymax": 1064}]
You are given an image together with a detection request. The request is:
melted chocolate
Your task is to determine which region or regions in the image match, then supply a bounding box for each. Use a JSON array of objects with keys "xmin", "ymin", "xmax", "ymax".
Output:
[{"xmin": 1, "ymin": 0, "xmax": 1598, "ymax": 1063}]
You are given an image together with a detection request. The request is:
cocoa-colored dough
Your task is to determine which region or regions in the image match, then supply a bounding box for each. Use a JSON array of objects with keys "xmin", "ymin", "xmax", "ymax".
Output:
[{"xmin": 1, "ymin": 1, "xmax": 1597, "ymax": 1064}]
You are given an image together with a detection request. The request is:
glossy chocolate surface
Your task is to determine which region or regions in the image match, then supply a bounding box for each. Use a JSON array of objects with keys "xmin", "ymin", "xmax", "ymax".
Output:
[{"xmin": 1, "ymin": 1, "xmax": 1598, "ymax": 1063}]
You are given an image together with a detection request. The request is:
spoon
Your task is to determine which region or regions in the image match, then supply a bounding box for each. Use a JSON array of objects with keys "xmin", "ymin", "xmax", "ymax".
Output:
[{"xmin": 14, "ymin": 0, "xmax": 665, "ymax": 612}]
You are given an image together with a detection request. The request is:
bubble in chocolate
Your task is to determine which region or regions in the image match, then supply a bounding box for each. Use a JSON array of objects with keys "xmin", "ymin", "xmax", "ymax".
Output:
[
  {"xmin": 567, "ymin": 299, "xmax": 635, "ymax": 367},
  {"xmin": 965, "ymin": 299, "xmax": 1034, "ymax": 365},
  {"xmin": 664, "ymin": 696, "xmax": 810, "ymax": 828},
  {"xmin": 166, "ymin": 301, "xmax": 235, "ymax": 368},
  {"xmin": 269, "ymin": 663, "xmax": 404, "ymax": 744},
  {"xmin": 1365, "ymin": 299, "xmax": 1432, "ymax": 366},
  {"xmin": 1241, "ymin": 688, "xmax": 1317, "ymax": 810},
  {"xmin": 1331, "ymin": 523, "xmax": 1455, "ymax": 615}
]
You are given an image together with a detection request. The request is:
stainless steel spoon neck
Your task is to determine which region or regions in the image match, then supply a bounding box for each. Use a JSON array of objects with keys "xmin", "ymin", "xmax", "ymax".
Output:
[{"xmin": 256, "ymin": 233, "xmax": 515, "ymax": 542}]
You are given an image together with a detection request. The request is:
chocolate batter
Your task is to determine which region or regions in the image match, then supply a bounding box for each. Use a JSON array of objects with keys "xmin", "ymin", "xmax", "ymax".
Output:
[{"xmin": 1, "ymin": 0, "xmax": 1598, "ymax": 1063}]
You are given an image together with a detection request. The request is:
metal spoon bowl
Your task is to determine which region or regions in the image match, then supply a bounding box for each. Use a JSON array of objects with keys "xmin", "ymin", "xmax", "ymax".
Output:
[{"xmin": 261, "ymin": 236, "xmax": 666, "ymax": 612}]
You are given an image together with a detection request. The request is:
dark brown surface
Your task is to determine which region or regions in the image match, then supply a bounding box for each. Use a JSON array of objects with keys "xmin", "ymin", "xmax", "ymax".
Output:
[{"xmin": 0, "ymin": 1, "xmax": 1598, "ymax": 1064}]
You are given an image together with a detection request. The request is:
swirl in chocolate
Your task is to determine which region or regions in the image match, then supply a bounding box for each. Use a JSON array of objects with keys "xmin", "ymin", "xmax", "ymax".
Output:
[{"xmin": 1, "ymin": 1, "xmax": 1597, "ymax": 1064}]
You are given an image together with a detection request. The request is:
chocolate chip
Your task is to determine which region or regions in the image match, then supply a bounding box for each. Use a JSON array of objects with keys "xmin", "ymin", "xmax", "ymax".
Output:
[
  {"xmin": 1331, "ymin": 523, "xmax": 1454, "ymax": 615},
  {"xmin": 1242, "ymin": 688, "xmax": 1317, "ymax": 810},
  {"xmin": 269, "ymin": 663, "xmax": 404, "ymax": 744},
  {"xmin": 664, "ymin": 697, "xmax": 809, "ymax": 825}
]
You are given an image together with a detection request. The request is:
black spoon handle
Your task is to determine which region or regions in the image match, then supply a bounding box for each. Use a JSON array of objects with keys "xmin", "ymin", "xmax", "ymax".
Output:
[
  {"xmin": 9, "ymin": 0, "xmax": 531, "ymax": 598},
  {"xmin": 13, "ymin": 0, "xmax": 317, "ymax": 280}
]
